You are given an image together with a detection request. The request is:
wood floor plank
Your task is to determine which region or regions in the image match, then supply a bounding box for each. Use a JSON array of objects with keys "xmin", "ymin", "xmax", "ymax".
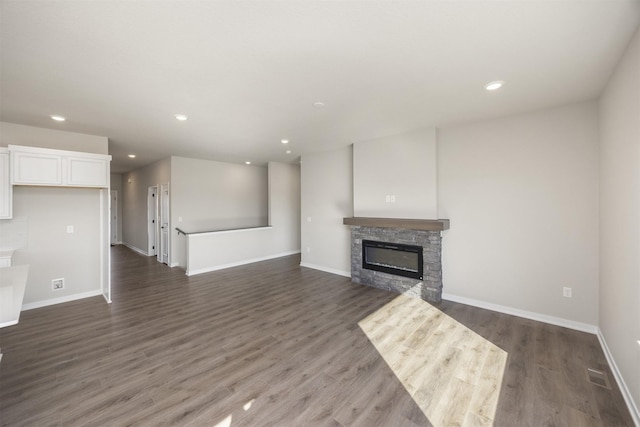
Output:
[{"xmin": 0, "ymin": 246, "xmax": 634, "ymax": 426}]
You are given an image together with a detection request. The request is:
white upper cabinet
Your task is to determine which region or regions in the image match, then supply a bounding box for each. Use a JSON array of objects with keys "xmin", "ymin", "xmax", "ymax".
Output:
[
  {"xmin": 9, "ymin": 145, "xmax": 111, "ymax": 188},
  {"xmin": 11, "ymin": 149, "xmax": 63, "ymax": 186},
  {"xmin": 67, "ymin": 155, "xmax": 109, "ymax": 187},
  {"xmin": 0, "ymin": 148, "xmax": 12, "ymax": 219}
]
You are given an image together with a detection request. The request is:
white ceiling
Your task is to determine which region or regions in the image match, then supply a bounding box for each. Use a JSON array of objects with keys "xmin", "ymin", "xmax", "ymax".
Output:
[{"xmin": 1, "ymin": 1, "xmax": 639, "ymax": 173}]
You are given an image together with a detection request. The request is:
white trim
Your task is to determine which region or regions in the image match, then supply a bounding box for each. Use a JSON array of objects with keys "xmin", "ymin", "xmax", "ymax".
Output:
[
  {"xmin": 441, "ymin": 292, "xmax": 598, "ymax": 334},
  {"xmin": 22, "ymin": 290, "xmax": 103, "ymax": 311},
  {"xmin": 0, "ymin": 319, "xmax": 18, "ymax": 328},
  {"xmin": 597, "ymin": 329, "xmax": 640, "ymax": 426},
  {"xmin": 8, "ymin": 144, "xmax": 111, "ymax": 161},
  {"xmin": 188, "ymin": 226, "xmax": 273, "ymax": 237},
  {"xmin": 122, "ymin": 242, "xmax": 149, "ymax": 257},
  {"xmin": 169, "ymin": 262, "xmax": 179, "ymax": 268},
  {"xmin": 186, "ymin": 250, "xmax": 301, "ymax": 276},
  {"xmin": 299, "ymin": 262, "xmax": 351, "ymax": 278}
]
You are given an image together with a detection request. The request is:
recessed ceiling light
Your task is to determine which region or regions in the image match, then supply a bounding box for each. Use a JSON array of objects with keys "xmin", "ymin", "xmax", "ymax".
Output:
[
  {"xmin": 245, "ymin": 161, "xmax": 251, "ymax": 165},
  {"xmin": 174, "ymin": 114, "xmax": 188, "ymax": 121},
  {"xmin": 50, "ymin": 115, "xmax": 66, "ymax": 122},
  {"xmin": 312, "ymin": 102, "xmax": 325, "ymax": 108},
  {"xmin": 484, "ymin": 81, "xmax": 504, "ymax": 91},
  {"xmin": 281, "ymin": 139, "xmax": 289, "ymax": 144},
  {"xmin": 128, "ymin": 154, "xmax": 136, "ymax": 158},
  {"xmin": 285, "ymin": 150, "xmax": 292, "ymax": 154}
]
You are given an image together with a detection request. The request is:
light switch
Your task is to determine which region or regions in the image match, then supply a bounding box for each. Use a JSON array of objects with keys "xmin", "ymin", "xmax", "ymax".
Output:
[{"xmin": 67, "ymin": 225, "xmax": 74, "ymax": 234}]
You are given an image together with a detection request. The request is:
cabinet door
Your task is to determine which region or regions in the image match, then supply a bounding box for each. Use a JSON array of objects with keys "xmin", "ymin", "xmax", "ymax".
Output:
[
  {"xmin": 67, "ymin": 156, "xmax": 109, "ymax": 187},
  {"xmin": 12, "ymin": 151, "xmax": 63, "ymax": 185},
  {"xmin": 0, "ymin": 151, "xmax": 12, "ymax": 219}
]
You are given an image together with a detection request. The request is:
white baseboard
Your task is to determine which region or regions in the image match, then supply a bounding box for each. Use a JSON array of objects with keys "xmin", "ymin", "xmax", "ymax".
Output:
[
  {"xmin": 186, "ymin": 251, "xmax": 301, "ymax": 276},
  {"xmin": 299, "ymin": 262, "xmax": 351, "ymax": 278},
  {"xmin": 22, "ymin": 290, "xmax": 103, "ymax": 311},
  {"xmin": 110, "ymin": 241, "xmax": 123, "ymax": 245},
  {"xmin": 596, "ymin": 329, "xmax": 640, "ymax": 426},
  {"xmin": 122, "ymin": 242, "xmax": 149, "ymax": 257},
  {"xmin": 441, "ymin": 293, "xmax": 639, "ymax": 424},
  {"xmin": 441, "ymin": 292, "xmax": 598, "ymax": 334}
]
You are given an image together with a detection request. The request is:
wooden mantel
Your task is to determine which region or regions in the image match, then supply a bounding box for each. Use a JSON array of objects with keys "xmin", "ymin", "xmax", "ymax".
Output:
[{"xmin": 343, "ymin": 217, "xmax": 450, "ymax": 231}]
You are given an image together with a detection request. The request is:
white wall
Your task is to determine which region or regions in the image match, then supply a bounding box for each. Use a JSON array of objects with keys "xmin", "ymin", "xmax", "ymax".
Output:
[
  {"xmin": 438, "ymin": 102, "xmax": 600, "ymax": 327},
  {"xmin": 12, "ymin": 187, "xmax": 102, "ymax": 305},
  {"xmin": 300, "ymin": 146, "xmax": 353, "ymax": 276},
  {"xmin": 353, "ymin": 128, "xmax": 437, "ymax": 219},
  {"xmin": 599, "ymin": 28, "xmax": 640, "ymax": 418},
  {"xmin": 0, "ymin": 122, "xmax": 108, "ymax": 154},
  {"xmin": 121, "ymin": 158, "xmax": 170, "ymax": 255}
]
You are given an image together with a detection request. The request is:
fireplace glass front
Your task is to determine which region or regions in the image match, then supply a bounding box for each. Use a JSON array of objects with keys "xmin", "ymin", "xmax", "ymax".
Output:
[{"xmin": 362, "ymin": 240, "xmax": 423, "ymax": 280}]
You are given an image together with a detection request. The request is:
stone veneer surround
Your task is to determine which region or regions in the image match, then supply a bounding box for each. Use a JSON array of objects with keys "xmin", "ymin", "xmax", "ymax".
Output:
[{"xmin": 344, "ymin": 218, "xmax": 448, "ymax": 303}]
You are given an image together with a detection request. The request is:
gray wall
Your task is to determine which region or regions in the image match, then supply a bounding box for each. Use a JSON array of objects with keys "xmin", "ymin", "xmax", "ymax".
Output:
[
  {"xmin": 12, "ymin": 187, "xmax": 102, "ymax": 305},
  {"xmin": 301, "ymin": 101, "xmax": 600, "ymax": 327},
  {"xmin": 353, "ymin": 128, "xmax": 437, "ymax": 219},
  {"xmin": 170, "ymin": 156, "xmax": 269, "ymax": 268},
  {"xmin": 171, "ymin": 156, "xmax": 268, "ymax": 231},
  {"xmin": 0, "ymin": 122, "xmax": 109, "ymax": 307},
  {"xmin": 300, "ymin": 146, "xmax": 353, "ymax": 276},
  {"xmin": 182, "ymin": 161, "xmax": 300, "ymax": 273},
  {"xmin": 599, "ymin": 27, "xmax": 640, "ymax": 416},
  {"xmin": 110, "ymin": 173, "xmax": 123, "ymax": 243},
  {"xmin": 438, "ymin": 102, "xmax": 599, "ymax": 326},
  {"xmin": 267, "ymin": 161, "xmax": 300, "ymax": 252},
  {"xmin": 121, "ymin": 158, "xmax": 171, "ymax": 255},
  {"xmin": 0, "ymin": 122, "xmax": 108, "ymax": 154}
]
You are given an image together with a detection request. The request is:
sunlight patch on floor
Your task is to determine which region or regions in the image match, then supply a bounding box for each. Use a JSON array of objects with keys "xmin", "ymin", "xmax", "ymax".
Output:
[
  {"xmin": 213, "ymin": 414, "xmax": 232, "ymax": 427},
  {"xmin": 358, "ymin": 293, "xmax": 508, "ymax": 426}
]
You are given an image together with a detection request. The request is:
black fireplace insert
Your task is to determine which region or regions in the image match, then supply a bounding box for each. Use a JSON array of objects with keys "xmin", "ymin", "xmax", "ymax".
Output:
[{"xmin": 362, "ymin": 239, "xmax": 423, "ymax": 280}]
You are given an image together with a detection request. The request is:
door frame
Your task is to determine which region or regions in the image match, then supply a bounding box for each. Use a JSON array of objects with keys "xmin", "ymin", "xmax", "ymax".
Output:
[
  {"xmin": 110, "ymin": 190, "xmax": 118, "ymax": 245},
  {"xmin": 159, "ymin": 183, "xmax": 170, "ymax": 264},
  {"xmin": 101, "ymin": 188, "xmax": 111, "ymax": 303},
  {"xmin": 147, "ymin": 186, "xmax": 158, "ymax": 256}
]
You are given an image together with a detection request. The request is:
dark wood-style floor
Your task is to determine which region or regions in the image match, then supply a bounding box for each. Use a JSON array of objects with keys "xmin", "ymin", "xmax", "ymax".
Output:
[{"xmin": 0, "ymin": 246, "xmax": 634, "ymax": 426}]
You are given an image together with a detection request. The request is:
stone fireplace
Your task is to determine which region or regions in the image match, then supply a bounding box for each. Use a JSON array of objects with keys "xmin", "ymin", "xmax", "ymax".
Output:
[{"xmin": 343, "ymin": 217, "xmax": 449, "ymax": 303}]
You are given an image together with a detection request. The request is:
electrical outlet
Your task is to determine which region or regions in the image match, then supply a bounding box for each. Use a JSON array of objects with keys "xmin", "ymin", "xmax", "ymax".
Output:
[
  {"xmin": 563, "ymin": 287, "xmax": 572, "ymax": 298},
  {"xmin": 390, "ymin": 195, "xmax": 396, "ymax": 203},
  {"xmin": 52, "ymin": 278, "xmax": 64, "ymax": 290},
  {"xmin": 66, "ymin": 225, "xmax": 74, "ymax": 233},
  {"xmin": 306, "ymin": 247, "xmax": 311, "ymax": 253}
]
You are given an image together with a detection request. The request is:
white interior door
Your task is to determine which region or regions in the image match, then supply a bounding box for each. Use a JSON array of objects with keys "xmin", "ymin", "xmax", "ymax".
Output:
[
  {"xmin": 110, "ymin": 190, "xmax": 118, "ymax": 244},
  {"xmin": 148, "ymin": 186, "xmax": 157, "ymax": 256},
  {"xmin": 159, "ymin": 183, "xmax": 169, "ymax": 265}
]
